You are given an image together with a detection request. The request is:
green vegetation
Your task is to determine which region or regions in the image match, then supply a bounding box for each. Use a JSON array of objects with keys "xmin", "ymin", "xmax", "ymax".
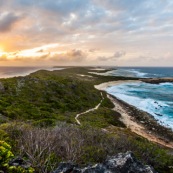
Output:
[
  {"xmin": 0, "ymin": 140, "xmax": 34, "ymax": 172},
  {"xmin": 80, "ymin": 108, "xmax": 125, "ymax": 128},
  {"xmin": 0, "ymin": 67, "xmax": 172, "ymax": 173},
  {"xmin": 0, "ymin": 69, "xmax": 101, "ymax": 123},
  {"xmin": 0, "ymin": 122, "xmax": 173, "ymax": 173}
]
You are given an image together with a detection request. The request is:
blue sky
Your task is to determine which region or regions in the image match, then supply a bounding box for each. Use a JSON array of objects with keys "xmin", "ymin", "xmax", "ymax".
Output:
[{"xmin": 0, "ymin": 0, "xmax": 173, "ymax": 66}]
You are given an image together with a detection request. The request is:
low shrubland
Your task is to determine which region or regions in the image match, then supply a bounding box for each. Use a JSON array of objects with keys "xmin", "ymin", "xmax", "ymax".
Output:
[
  {"xmin": 0, "ymin": 122, "xmax": 172, "ymax": 173},
  {"xmin": 0, "ymin": 68, "xmax": 172, "ymax": 173}
]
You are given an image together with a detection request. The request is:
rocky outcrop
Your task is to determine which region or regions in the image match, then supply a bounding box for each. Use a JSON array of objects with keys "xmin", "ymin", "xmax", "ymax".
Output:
[
  {"xmin": 141, "ymin": 78, "xmax": 173, "ymax": 84},
  {"xmin": 53, "ymin": 151, "xmax": 156, "ymax": 173}
]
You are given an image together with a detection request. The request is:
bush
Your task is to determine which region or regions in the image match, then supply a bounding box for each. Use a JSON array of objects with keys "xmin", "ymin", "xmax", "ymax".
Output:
[
  {"xmin": 0, "ymin": 140, "xmax": 34, "ymax": 173},
  {"xmin": 0, "ymin": 141, "xmax": 14, "ymax": 168},
  {"xmin": 33, "ymin": 118, "xmax": 56, "ymax": 127},
  {"xmin": 2, "ymin": 122, "xmax": 173, "ymax": 173}
]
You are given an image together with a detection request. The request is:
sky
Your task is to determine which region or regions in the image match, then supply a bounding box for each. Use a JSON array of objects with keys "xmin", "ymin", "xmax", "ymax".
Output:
[{"xmin": 0, "ymin": 0, "xmax": 173, "ymax": 66}]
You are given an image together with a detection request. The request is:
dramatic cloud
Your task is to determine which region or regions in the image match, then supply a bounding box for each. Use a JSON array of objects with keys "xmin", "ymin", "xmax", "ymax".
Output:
[
  {"xmin": 0, "ymin": 12, "xmax": 23, "ymax": 32},
  {"xmin": 0, "ymin": 0, "xmax": 173, "ymax": 66},
  {"xmin": 98, "ymin": 51, "xmax": 126, "ymax": 61},
  {"xmin": 49, "ymin": 49, "xmax": 87, "ymax": 62},
  {"xmin": 1, "ymin": 49, "xmax": 87, "ymax": 66}
]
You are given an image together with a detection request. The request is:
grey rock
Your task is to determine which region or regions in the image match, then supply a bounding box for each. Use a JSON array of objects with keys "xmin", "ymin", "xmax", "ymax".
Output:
[
  {"xmin": 53, "ymin": 151, "xmax": 156, "ymax": 173},
  {"xmin": 9, "ymin": 157, "xmax": 31, "ymax": 169}
]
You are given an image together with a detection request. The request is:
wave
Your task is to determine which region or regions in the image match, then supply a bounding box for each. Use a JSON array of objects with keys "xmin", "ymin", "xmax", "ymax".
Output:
[
  {"xmin": 108, "ymin": 69, "xmax": 149, "ymax": 78},
  {"xmin": 106, "ymin": 82, "xmax": 173, "ymax": 129},
  {"xmin": 108, "ymin": 67, "xmax": 173, "ymax": 78}
]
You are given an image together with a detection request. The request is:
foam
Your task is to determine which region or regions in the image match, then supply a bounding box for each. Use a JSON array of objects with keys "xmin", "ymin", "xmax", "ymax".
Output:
[{"xmin": 106, "ymin": 82, "xmax": 173, "ymax": 129}]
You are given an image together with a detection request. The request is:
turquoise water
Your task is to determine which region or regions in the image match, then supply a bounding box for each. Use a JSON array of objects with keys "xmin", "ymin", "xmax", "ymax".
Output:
[
  {"xmin": 106, "ymin": 67, "xmax": 173, "ymax": 78},
  {"xmin": 106, "ymin": 67, "xmax": 173, "ymax": 129}
]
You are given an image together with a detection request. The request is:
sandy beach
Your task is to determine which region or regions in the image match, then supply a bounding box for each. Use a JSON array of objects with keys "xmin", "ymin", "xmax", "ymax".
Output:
[
  {"xmin": 95, "ymin": 80, "xmax": 141, "ymax": 91},
  {"xmin": 95, "ymin": 80, "xmax": 173, "ymax": 149}
]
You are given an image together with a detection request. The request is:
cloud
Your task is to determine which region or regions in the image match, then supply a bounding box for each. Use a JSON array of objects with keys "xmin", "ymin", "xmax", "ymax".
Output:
[
  {"xmin": 2, "ymin": 49, "xmax": 87, "ymax": 64},
  {"xmin": 50, "ymin": 49, "xmax": 87, "ymax": 62},
  {"xmin": 98, "ymin": 51, "xmax": 126, "ymax": 61},
  {"xmin": 114, "ymin": 51, "xmax": 126, "ymax": 58},
  {"xmin": 0, "ymin": 0, "xmax": 173, "ymax": 66},
  {"xmin": 0, "ymin": 12, "xmax": 23, "ymax": 32}
]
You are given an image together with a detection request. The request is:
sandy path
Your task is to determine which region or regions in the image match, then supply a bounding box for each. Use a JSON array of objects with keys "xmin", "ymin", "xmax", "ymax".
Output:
[
  {"xmin": 75, "ymin": 92, "xmax": 104, "ymax": 125},
  {"xmin": 95, "ymin": 80, "xmax": 173, "ymax": 149}
]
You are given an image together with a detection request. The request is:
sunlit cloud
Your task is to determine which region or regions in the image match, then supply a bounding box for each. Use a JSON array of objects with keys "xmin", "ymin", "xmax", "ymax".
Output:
[{"xmin": 0, "ymin": 0, "xmax": 173, "ymax": 66}]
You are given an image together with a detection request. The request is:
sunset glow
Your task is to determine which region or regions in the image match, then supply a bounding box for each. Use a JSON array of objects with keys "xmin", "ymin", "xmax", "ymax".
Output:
[{"xmin": 0, "ymin": 0, "xmax": 173, "ymax": 66}]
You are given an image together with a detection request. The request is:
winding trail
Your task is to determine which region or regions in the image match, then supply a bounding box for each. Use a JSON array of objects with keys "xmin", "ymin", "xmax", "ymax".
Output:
[{"xmin": 75, "ymin": 92, "xmax": 104, "ymax": 125}]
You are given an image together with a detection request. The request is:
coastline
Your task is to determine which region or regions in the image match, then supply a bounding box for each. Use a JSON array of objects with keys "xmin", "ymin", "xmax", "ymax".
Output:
[
  {"xmin": 94, "ymin": 80, "xmax": 141, "ymax": 90},
  {"xmin": 95, "ymin": 80, "xmax": 173, "ymax": 149}
]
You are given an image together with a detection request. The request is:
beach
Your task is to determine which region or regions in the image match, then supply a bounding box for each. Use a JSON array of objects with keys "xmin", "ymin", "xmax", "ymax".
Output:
[
  {"xmin": 94, "ymin": 80, "xmax": 141, "ymax": 90},
  {"xmin": 95, "ymin": 80, "xmax": 173, "ymax": 148}
]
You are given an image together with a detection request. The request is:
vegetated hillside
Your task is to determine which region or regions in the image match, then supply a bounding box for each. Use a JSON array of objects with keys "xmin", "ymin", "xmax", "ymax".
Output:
[
  {"xmin": 0, "ymin": 67, "xmax": 173, "ymax": 173},
  {"xmin": 0, "ymin": 69, "xmax": 101, "ymax": 123}
]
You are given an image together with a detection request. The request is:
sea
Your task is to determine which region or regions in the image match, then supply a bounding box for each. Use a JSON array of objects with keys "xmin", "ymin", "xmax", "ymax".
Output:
[
  {"xmin": 0, "ymin": 66, "xmax": 173, "ymax": 129},
  {"xmin": 0, "ymin": 66, "xmax": 63, "ymax": 78},
  {"xmin": 105, "ymin": 67, "xmax": 173, "ymax": 129}
]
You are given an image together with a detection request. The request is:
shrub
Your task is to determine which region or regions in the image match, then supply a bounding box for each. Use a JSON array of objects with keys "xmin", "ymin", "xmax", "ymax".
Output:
[
  {"xmin": 2, "ymin": 122, "xmax": 173, "ymax": 173},
  {"xmin": 0, "ymin": 140, "xmax": 34, "ymax": 173},
  {"xmin": 33, "ymin": 118, "xmax": 56, "ymax": 127}
]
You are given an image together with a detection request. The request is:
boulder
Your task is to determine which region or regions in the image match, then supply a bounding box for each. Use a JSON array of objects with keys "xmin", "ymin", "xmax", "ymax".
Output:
[
  {"xmin": 9, "ymin": 157, "xmax": 31, "ymax": 169},
  {"xmin": 53, "ymin": 151, "xmax": 156, "ymax": 173}
]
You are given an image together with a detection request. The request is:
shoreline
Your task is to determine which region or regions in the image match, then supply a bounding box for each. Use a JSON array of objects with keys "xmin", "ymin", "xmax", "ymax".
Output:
[
  {"xmin": 95, "ymin": 80, "xmax": 173, "ymax": 149},
  {"xmin": 94, "ymin": 80, "xmax": 141, "ymax": 90}
]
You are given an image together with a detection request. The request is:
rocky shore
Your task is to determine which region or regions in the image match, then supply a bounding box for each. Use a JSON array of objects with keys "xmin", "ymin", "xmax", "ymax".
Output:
[
  {"xmin": 141, "ymin": 78, "xmax": 173, "ymax": 84},
  {"xmin": 95, "ymin": 80, "xmax": 173, "ymax": 148},
  {"xmin": 109, "ymin": 94, "xmax": 173, "ymax": 148}
]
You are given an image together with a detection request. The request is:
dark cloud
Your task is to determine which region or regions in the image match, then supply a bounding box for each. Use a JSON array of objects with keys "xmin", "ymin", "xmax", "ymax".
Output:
[
  {"xmin": 98, "ymin": 51, "xmax": 126, "ymax": 61},
  {"xmin": 0, "ymin": 0, "xmax": 173, "ymax": 66},
  {"xmin": 0, "ymin": 12, "xmax": 23, "ymax": 32},
  {"xmin": 89, "ymin": 48, "xmax": 97, "ymax": 53},
  {"xmin": 114, "ymin": 51, "xmax": 126, "ymax": 58},
  {"xmin": 49, "ymin": 49, "xmax": 87, "ymax": 62}
]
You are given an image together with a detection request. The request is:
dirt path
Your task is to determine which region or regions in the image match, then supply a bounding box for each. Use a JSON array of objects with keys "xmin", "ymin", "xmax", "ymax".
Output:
[{"xmin": 75, "ymin": 92, "xmax": 104, "ymax": 125}]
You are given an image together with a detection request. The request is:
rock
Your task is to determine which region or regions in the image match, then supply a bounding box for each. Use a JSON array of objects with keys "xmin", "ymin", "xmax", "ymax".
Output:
[
  {"xmin": 53, "ymin": 151, "xmax": 156, "ymax": 173},
  {"xmin": 155, "ymin": 113, "xmax": 163, "ymax": 116},
  {"xmin": 9, "ymin": 157, "xmax": 31, "ymax": 169}
]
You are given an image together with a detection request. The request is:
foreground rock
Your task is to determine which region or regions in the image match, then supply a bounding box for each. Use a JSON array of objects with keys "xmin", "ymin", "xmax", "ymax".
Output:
[
  {"xmin": 53, "ymin": 151, "xmax": 156, "ymax": 173},
  {"xmin": 9, "ymin": 157, "xmax": 31, "ymax": 169}
]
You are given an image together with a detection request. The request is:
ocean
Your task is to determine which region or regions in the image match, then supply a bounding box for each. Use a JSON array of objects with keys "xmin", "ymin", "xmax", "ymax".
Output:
[
  {"xmin": 105, "ymin": 67, "xmax": 173, "ymax": 129},
  {"xmin": 0, "ymin": 66, "xmax": 63, "ymax": 78}
]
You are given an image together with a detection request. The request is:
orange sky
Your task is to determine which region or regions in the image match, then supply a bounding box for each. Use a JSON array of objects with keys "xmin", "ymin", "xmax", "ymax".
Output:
[{"xmin": 0, "ymin": 0, "xmax": 173, "ymax": 66}]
